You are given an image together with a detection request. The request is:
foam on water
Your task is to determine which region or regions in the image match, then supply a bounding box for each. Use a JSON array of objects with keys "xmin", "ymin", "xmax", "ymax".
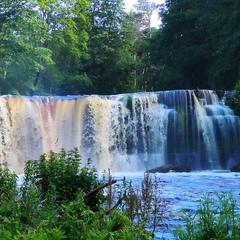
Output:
[
  {"xmin": 0, "ymin": 90, "xmax": 239, "ymax": 173},
  {"xmin": 108, "ymin": 171, "xmax": 240, "ymax": 239}
]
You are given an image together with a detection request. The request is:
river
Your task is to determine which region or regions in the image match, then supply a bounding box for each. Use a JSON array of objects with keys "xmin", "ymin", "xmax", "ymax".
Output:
[{"xmin": 112, "ymin": 171, "xmax": 240, "ymax": 239}]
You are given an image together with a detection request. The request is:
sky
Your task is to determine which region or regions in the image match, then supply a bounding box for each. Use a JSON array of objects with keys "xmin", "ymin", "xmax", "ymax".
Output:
[{"xmin": 124, "ymin": 0, "xmax": 165, "ymax": 28}]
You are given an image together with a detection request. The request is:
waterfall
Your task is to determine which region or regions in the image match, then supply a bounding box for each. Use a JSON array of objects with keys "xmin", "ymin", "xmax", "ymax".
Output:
[{"xmin": 0, "ymin": 90, "xmax": 239, "ymax": 173}]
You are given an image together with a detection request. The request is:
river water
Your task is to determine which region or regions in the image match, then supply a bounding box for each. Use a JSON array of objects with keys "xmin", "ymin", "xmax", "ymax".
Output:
[{"xmin": 111, "ymin": 171, "xmax": 240, "ymax": 239}]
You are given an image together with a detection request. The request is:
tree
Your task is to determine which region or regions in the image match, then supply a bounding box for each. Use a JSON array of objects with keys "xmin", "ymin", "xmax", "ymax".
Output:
[
  {"xmin": 85, "ymin": 0, "xmax": 137, "ymax": 94},
  {"xmin": 131, "ymin": 0, "xmax": 157, "ymax": 35},
  {"xmin": 150, "ymin": 0, "xmax": 240, "ymax": 91},
  {"xmin": 150, "ymin": 0, "xmax": 213, "ymax": 90},
  {"xmin": 0, "ymin": 0, "xmax": 52, "ymax": 95},
  {"xmin": 0, "ymin": 0, "xmax": 91, "ymax": 96},
  {"xmin": 208, "ymin": 0, "xmax": 240, "ymax": 90},
  {"xmin": 32, "ymin": 0, "xmax": 91, "ymax": 95},
  {"xmin": 130, "ymin": 0, "xmax": 159, "ymax": 91}
]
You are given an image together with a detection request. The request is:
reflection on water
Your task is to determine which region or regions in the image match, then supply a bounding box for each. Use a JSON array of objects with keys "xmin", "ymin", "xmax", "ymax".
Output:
[{"xmin": 110, "ymin": 171, "xmax": 240, "ymax": 239}]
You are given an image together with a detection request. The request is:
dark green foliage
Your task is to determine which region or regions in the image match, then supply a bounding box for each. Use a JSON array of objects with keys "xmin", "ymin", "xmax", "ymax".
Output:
[
  {"xmin": 150, "ymin": 0, "xmax": 214, "ymax": 90},
  {"xmin": 85, "ymin": 0, "xmax": 137, "ymax": 94},
  {"xmin": 0, "ymin": 0, "xmax": 52, "ymax": 95},
  {"xmin": 174, "ymin": 192, "xmax": 240, "ymax": 240},
  {"xmin": 59, "ymin": 192, "xmax": 98, "ymax": 239},
  {"xmin": 2, "ymin": 0, "xmax": 240, "ymax": 95},
  {"xmin": 39, "ymin": 0, "xmax": 91, "ymax": 96},
  {"xmin": 23, "ymin": 148, "xmax": 102, "ymax": 209},
  {"xmin": 0, "ymin": 167, "xmax": 20, "ymax": 235},
  {"xmin": 150, "ymin": 0, "xmax": 240, "ymax": 91},
  {"xmin": 0, "ymin": 149, "xmax": 153, "ymax": 239},
  {"xmin": 0, "ymin": 0, "xmax": 91, "ymax": 96},
  {"xmin": 59, "ymin": 193, "xmax": 152, "ymax": 240},
  {"xmin": 0, "ymin": 166, "xmax": 18, "ymax": 202},
  {"xmin": 227, "ymin": 81, "xmax": 240, "ymax": 116}
]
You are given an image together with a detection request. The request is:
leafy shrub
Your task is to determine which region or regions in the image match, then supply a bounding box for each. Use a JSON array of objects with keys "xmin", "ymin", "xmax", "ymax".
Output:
[
  {"xmin": 59, "ymin": 192, "xmax": 152, "ymax": 240},
  {"xmin": 23, "ymin": 148, "xmax": 103, "ymax": 210},
  {"xmin": 0, "ymin": 166, "xmax": 21, "ymax": 236},
  {"xmin": 174, "ymin": 192, "xmax": 240, "ymax": 240},
  {"xmin": 0, "ymin": 166, "xmax": 18, "ymax": 202},
  {"xmin": 0, "ymin": 149, "xmax": 154, "ymax": 239}
]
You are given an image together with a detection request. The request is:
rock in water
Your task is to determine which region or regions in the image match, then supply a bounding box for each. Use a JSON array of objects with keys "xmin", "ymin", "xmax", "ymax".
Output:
[
  {"xmin": 148, "ymin": 164, "xmax": 191, "ymax": 173},
  {"xmin": 230, "ymin": 163, "xmax": 240, "ymax": 172}
]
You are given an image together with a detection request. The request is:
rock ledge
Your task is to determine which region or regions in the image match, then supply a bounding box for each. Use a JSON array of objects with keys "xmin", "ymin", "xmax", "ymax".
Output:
[{"xmin": 147, "ymin": 164, "xmax": 191, "ymax": 173}]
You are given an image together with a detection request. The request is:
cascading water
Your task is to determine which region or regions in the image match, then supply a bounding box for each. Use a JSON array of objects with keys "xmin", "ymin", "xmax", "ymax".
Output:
[{"xmin": 0, "ymin": 90, "xmax": 239, "ymax": 173}]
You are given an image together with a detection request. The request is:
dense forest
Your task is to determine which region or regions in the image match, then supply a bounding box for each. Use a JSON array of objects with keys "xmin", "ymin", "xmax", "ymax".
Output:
[{"xmin": 0, "ymin": 0, "xmax": 240, "ymax": 96}]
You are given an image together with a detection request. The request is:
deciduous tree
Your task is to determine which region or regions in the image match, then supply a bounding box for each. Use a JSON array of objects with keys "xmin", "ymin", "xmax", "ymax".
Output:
[
  {"xmin": 85, "ymin": 0, "xmax": 136, "ymax": 94},
  {"xmin": 0, "ymin": 0, "xmax": 52, "ymax": 95},
  {"xmin": 150, "ymin": 0, "xmax": 240, "ymax": 91}
]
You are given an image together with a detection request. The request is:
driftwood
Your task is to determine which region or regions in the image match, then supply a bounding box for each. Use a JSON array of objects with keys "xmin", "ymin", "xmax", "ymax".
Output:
[{"xmin": 83, "ymin": 179, "xmax": 117, "ymax": 200}]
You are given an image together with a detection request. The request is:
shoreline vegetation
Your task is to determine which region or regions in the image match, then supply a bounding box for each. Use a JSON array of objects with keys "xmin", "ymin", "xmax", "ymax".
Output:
[
  {"xmin": 0, "ymin": 148, "xmax": 163, "ymax": 239},
  {"xmin": 0, "ymin": 148, "xmax": 240, "ymax": 239}
]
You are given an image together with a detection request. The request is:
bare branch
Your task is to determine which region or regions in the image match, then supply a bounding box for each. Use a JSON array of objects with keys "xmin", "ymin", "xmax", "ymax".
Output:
[{"xmin": 83, "ymin": 179, "xmax": 117, "ymax": 200}]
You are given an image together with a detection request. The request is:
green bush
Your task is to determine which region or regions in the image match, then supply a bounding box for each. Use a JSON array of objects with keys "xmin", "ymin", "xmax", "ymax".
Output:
[
  {"xmin": 0, "ymin": 149, "xmax": 153, "ymax": 240},
  {"xmin": 174, "ymin": 192, "xmax": 240, "ymax": 240},
  {"xmin": 23, "ymin": 148, "xmax": 103, "ymax": 210},
  {"xmin": 0, "ymin": 166, "xmax": 21, "ymax": 236},
  {"xmin": 59, "ymin": 192, "xmax": 152, "ymax": 240},
  {"xmin": 0, "ymin": 166, "xmax": 18, "ymax": 202}
]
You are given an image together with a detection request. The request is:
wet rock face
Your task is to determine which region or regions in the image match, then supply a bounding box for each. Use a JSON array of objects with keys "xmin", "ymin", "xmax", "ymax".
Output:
[
  {"xmin": 148, "ymin": 164, "xmax": 173, "ymax": 173},
  {"xmin": 230, "ymin": 163, "xmax": 240, "ymax": 172},
  {"xmin": 148, "ymin": 164, "xmax": 191, "ymax": 173}
]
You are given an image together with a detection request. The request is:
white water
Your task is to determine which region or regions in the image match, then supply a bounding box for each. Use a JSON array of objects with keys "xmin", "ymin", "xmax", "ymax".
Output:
[
  {"xmin": 111, "ymin": 171, "xmax": 240, "ymax": 239},
  {"xmin": 5, "ymin": 90, "xmax": 238, "ymax": 239},
  {"xmin": 0, "ymin": 90, "xmax": 239, "ymax": 173}
]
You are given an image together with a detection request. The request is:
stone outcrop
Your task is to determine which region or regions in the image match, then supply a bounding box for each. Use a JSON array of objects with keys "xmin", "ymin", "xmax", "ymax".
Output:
[
  {"xmin": 230, "ymin": 163, "xmax": 240, "ymax": 172},
  {"xmin": 147, "ymin": 164, "xmax": 191, "ymax": 173}
]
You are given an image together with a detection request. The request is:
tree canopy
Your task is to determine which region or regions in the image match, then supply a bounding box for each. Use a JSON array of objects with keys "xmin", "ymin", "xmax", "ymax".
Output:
[
  {"xmin": 0, "ymin": 0, "xmax": 240, "ymax": 95},
  {"xmin": 150, "ymin": 0, "xmax": 240, "ymax": 91}
]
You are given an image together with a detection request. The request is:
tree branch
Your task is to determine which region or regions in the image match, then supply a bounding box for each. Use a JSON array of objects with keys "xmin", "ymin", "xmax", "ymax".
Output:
[
  {"xmin": 83, "ymin": 179, "xmax": 117, "ymax": 200},
  {"xmin": 105, "ymin": 197, "xmax": 122, "ymax": 215}
]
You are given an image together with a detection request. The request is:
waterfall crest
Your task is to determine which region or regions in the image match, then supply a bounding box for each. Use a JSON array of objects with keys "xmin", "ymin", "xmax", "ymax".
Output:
[{"xmin": 0, "ymin": 90, "xmax": 239, "ymax": 173}]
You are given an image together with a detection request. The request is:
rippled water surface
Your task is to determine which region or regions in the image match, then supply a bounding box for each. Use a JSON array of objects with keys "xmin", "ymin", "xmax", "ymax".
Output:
[{"xmin": 111, "ymin": 171, "xmax": 240, "ymax": 239}]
